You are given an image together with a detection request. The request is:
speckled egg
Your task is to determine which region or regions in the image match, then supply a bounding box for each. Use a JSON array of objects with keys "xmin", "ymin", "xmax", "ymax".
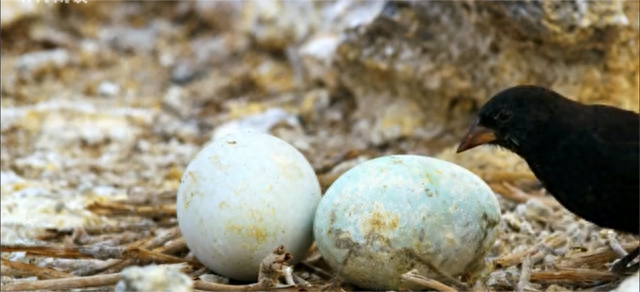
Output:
[
  {"xmin": 176, "ymin": 132, "xmax": 321, "ymax": 281},
  {"xmin": 313, "ymin": 155, "xmax": 501, "ymax": 290}
]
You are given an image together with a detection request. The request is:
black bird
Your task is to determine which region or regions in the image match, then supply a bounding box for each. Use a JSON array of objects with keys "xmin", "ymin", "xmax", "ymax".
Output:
[{"xmin": 456, "ymin": 85, "xmax": 639, "ymax": 274}]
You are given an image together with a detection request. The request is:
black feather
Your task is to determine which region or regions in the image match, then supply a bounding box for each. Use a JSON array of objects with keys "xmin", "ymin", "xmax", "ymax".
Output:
[{"xmin": 459, "ymin": 85, "xmax": 639, "ymax": 273}]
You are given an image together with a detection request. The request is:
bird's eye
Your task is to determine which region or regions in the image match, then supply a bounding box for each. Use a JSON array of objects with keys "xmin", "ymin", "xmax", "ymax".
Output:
[{"xmin": 495, "ymin": 111, "xmax": 512, "ymax": 122}]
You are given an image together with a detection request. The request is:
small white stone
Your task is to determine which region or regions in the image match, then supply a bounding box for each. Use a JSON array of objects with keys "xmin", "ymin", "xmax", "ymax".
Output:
[
  {"xmin": 115, "ymin": 265, "xmax": 193, "ymax": 292},
  {"xmin": 211, "ymin": 108, "xmax": 300, "ymax": 141},
  {"xmin": 97, "ymin": 82, "xmax": 120, "ymax": 98}
]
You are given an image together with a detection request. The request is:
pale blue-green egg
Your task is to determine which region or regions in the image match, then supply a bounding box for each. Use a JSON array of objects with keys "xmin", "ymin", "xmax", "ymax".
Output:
[
  {"xmin": 177, "ymin": 132, "xmax": 321, "ymax": 282},
  {"xmin": 313, "ymin": 155, "xmax": 501, "ymax": 290}
]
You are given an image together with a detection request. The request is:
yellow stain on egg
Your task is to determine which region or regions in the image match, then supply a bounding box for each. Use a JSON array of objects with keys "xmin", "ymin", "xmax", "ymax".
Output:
[
  {"xmin": 233, "ymin": 183, "xmax": 249, "ymax": 197},
  {"xmin": 225, "ymin": 223, "xmax": 243, "ymax": 234},
  {"xmin": 272, "ymin": 154, "xmax": 303, "ymax": 179},
  {"xmin": 182, "ymin": 171, "xmax": 200, "ymax": 210},
  {"xmin": 209, "ymin": 154, "xmax": 231, "ymax": 172},
  {"xmin": 183, "ymin": 191, "xmax": 196, "ymax": 210},
  {"xmin": 245, "ymin": 225, "xmax": 268, "ymax": 245},
  {"xmin": 224, "ymin": 223, "xmax": 268, "ymax": 245},
  {"xmin": 362, "ymin": 205, "xmax": 399, "ymax": 236}
]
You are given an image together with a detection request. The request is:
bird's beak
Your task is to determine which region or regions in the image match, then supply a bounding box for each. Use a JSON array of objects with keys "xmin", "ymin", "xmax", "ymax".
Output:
[{"xmin": 456, "ymin": 120, "xmax": 497, "ymax": 153}]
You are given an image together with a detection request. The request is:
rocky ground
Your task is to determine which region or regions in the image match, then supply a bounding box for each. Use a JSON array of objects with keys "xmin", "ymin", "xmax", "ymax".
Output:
[{"xmin": 1, "ymin": 1, "xmax": 638, "ymax": 291}]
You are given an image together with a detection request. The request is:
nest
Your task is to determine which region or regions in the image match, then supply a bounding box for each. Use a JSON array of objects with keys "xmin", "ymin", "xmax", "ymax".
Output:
[{"xmin": 1, "ymin": 166, "xmax": 638, "ymax": 291}]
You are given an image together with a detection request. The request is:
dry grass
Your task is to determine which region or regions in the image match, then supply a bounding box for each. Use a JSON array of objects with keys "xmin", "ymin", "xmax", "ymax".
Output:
[{"xmin": 1, "ymin": 183, "xmax": 637, "ymax": 291}]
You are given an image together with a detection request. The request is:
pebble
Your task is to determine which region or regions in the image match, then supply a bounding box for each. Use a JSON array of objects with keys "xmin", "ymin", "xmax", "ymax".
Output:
[
  {"xmin": 97, "ymin": 82, "xmax": 120, "ymax": 98},
  {"xmin": 171, "ymin": 60, "xmax": 201, "ymax": 85},
  {"xmin": 211, "ymin": 107, "xmax": 300, "ymax": 141},
  {"xmin": 99, "ymin": 27, "xmax": 156, "ymax": 53},
  {"xmin": 16, "ymin": 49, "xmax": 70, "ymax": 75},
  {"xmin": 0, "ymin": 0, "xmax": 40, "ymax": 28},
  {"xmin": 199, "ymin": 273, "xmax": 230, "ymax": 284},
  {"xmin": 115, "ymin": 265, "xmax": 193, "ymax": 292}
]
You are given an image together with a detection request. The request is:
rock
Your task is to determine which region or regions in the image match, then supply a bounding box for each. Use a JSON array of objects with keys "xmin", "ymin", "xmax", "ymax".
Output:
[
  {"xmin": 195, "ymin": 0, "xmax": 314, "ymax": 51},
  {"xmin": 199, "ymin": 273, "xmax": 230, "ymax": 284},
  {"xmin": 191, "ymin": 35, "xmax": 250, "ymax": 66},
  {"xmin": 163, "ymin": 86, "xmax": 189, "ymax": 117},
  {"xmin": 0, "ymin": 170, "xmax": 115, "ymax": 244},
  {"xmin": 97, "ymin": 81, "xmax": 120, "ymax": 98},
  {"xmin": 517, "ymin": 198, "xmax": 553, "ymax": 221},
  {"xmin": 239, "ymin": 0, "xmax": 320, "ymax": 52},
  {"xmin": 170, "ymin": 60, "xmax": 201, "ymax": 85},
  {"xmin": 98, "ymin": 27, "xmax": 156, "ymax": 54},
  {"xmin": 333, "ymin": 0, "xmax": 639, "ymax": 145},
  {"xmin": 194, "ymin": 0, "xmax": 384, "ymax": 51},
  {"xmin": 29, "ymin": 24, "xmax": 76, "ymax": 48},
  {"xmin": 78, "ymin": 39, "xmax": 118, "ymax": 68},
  {"xmin": 0, "ymin": 0, "xmax": 41, "ymax": 28},
  {"xmin": 298, "ymin": 88, "xmax": 332, "ymax": 125},
  {"xmin": 115, "ymin": 265, "xmax": 193, "ymax": 292},
  {"xmin": 194, "ymin": 0, "xmax": 243, "ymax": 31},
  {"xmin": 170, "ymin": 34, "xmax": 249, "ymax": 85},
  {"xmin": 486, "ymin": 265, "xmax": 520, "ymax": 290},
  {"xmin": 299, "ymin": 34, "xmax": 341, "ymax": 89},
  {"xmin": 211, "ymin": 107, "xmax": 301, "ymax": 141},
  {"xmin": 16, "ymin": 49, "xmax": 71, "ymax": 77},
  {"xmin": 476, "ymin": 0, "xmax": 631, "ymax": 48},
  {"xmin": 250, "ymin": 59, "xmax": 295, "ymax": 94}
]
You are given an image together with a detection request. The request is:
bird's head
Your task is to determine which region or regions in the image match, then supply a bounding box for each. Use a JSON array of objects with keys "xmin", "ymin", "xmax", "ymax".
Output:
[{"xmin": 456, "ymin": 85, "xmax": 571, "ymax": 154}]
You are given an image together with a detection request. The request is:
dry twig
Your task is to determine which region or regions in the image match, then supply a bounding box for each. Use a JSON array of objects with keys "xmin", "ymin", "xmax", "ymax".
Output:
[
  {"xmin": 77, "ymin": 227, "xmax": 181, "ymax": 276},
  {"xmin": 479, "ymin": 171, "xmax": 537, "ymax": 184},
  {"xmin": 193, "ymin": 279, "xmax": 273, "ymax": 291},
  {"xmin": 0, "ymin": 259, "xmax": 74, "ymax": 280},
  {"xmin": 155, "ymin": 237, "xmax": 188, "ymax": 255},
  {"xmin": 494, "ymin": 233, "xmax": 567, "ymax": 268},
  {"xmin": 0, "ymin": 245, "xmax": 92, "ymax": 259},
  {"xmin": 86, "ymin": 201, "xmax": 176, "ymax": 217},
  {"xmin": 517, "ymin": 256, "xmax": 533, "ymax": 292},
  {"xmin": 0, "ymin": 273, "xmax": 120, "ymax": 292},
  {"xmin": 494, "ymin": 182, "xmax": 559, "ymax": 207},
  {"xmin": 40, "ymin": 222, "xmax": 157, "ymax": 240},
  {"xmin": 606, "ymin": 231, "xmax": 628, "ymax": 257},
  {"xmin": 401, "ymin": 269, "xmax": 458, "ymax": 292},
  {"xmin": 530, "ymin": 268, "xmax": 619, "ymax": 283},
  {"xmin": 559, "ymin": 242, "xmax": 639, "ymax": 268},
  {"xmin": 1, "ymin": 240, "xmax": 195, "ymax": 268}
]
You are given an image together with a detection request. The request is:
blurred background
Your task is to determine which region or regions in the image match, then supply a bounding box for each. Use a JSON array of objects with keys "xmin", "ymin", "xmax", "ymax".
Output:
[{"xmin": 1, "ymin": 0, "xmax": 639, "ymax": 289}]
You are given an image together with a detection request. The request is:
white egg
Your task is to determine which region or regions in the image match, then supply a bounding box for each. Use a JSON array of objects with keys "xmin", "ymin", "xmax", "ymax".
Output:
[
  {"xmin": 313, "ymin": 155, "xmax": 501, "ymax": 290},
  {"xmin": 177, "ymin": 132, "xmax": 321, "ymax": 281}
]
